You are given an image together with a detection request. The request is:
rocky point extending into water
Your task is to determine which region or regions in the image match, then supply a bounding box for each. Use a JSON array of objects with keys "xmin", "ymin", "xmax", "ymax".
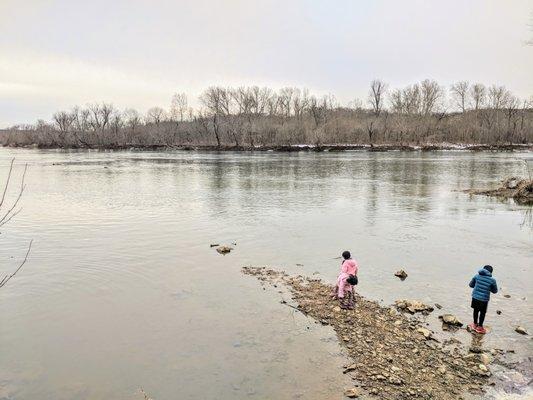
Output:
[
  {"xmin": 464, "ymin": 177, "xmax": 533, "ymax": 205},
  {"xmin": 242, "ymin": 266, "xmax": 501, "ymax": 400}
]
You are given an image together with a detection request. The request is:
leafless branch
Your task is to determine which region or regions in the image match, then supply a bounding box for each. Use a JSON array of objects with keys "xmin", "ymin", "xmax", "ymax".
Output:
[
  {"xmin": 0, "ymin": 158, "xmax": 15, "ymax": 208},
  {"xmin": 0, "ymin": 163, "xmax": 27, "ymax": 227},
  {"xmin": 0, "ymin": 239, "xmax": 32, "ymax": 289}
]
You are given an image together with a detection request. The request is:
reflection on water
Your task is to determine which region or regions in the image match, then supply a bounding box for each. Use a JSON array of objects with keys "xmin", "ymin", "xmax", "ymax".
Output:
[{"xmin": 0, "ymin": 149, "xmax": 531, "ymax": 400}]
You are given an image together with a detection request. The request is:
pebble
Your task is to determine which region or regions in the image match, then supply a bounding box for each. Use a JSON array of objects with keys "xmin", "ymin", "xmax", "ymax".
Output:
[
  {"xmin": 343, "ymin": 388, "xmax": 360, "ymax": 398},
  {"xmin": 515, "ymin": 326, "xmax": 528, "ymax": 335}
]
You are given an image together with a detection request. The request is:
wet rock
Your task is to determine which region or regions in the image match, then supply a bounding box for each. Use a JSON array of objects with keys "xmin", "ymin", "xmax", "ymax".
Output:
[
  {"xmin": 476, "ymin": 364, "xmax": 491, "ymax": 377},
  {"xmin": 515, "ymin": 326, "xmax": 528, "ymax": 335},
  {"xmin": 395, "ymin": 299, "xmax": 434, "ymax": 314},
  {"xmin": 343, "ymin": 364, "xmax": 357, "ymax": 374},
  {"xmin": 209, "ymin": 243, "xmax": 220, "ymax": 247},
  {"xmin": 439, "ymin": 314, "xmax": 463, "ymax": 327},
  {"xmin": 416, "ymin": 327, "xmax": 432, "ymax": 339},
  {"xmin": 434, "ymin": 303, "xmax": 443, "ymax": 310},
  {"xmin": 389, "ymin": 376, "xmax": 403, "ymax": 385},
  {"xmin": 505, "ymin": 177, "xmax": 519, "ymax": 189},
  {"xmin": 496, "ymin": 310, "xmax": 502, "ymax": 315},
  {"xmin": 504, "ymin": 294, "xmax": 511, "ymax": 298},
  {"xmin": 479, "ymin": 353, "xmax": 492, "ymax": 365},
  {"xmin": 394, "ymin": 270, "xmax": 408, "ymax": 280},
  {"xmin": 216, "ymin": 245, "xmax": 233, "ymax": 254},
  {"xmin": 343, "ymin": 388, "xmax": 360, "ymax": 398}
]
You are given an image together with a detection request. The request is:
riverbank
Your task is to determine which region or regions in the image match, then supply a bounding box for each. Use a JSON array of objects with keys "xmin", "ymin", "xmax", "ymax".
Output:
[
  {"xmin": 243, "ymin": 267, "xmax": 526, "ymax": 400},
  {"xmin": 2, "ymin": 142, "xmax": 532, "ymax": 152}
]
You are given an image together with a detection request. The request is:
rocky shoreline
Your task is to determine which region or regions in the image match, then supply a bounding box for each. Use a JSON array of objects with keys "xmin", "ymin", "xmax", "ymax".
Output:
[
  {"xmin": 2, "ymin": 143, "xmax": 532, "ymax": 152},
  {"xmin": 464, "ymin": 177, "xmax": 533, "ymax": 205},
  {"xmin": 242, "ymin": 266, "xmax": 515, "ymax": 400}
]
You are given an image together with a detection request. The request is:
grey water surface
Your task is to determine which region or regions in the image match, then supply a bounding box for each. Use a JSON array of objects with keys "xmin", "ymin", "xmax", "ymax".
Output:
[{"xmin": 0, "ymin": 148, "xmax": 531, "ymax": 400}]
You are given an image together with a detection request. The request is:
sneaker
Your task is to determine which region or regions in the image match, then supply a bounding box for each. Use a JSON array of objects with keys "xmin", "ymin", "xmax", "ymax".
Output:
[
  {"xmin": 467, "ymin": 323, "xmax": 478, "ymax": 331},
  {"xmin": 475, "ymin": 326, "xmax": 487, "ymax": 334}
]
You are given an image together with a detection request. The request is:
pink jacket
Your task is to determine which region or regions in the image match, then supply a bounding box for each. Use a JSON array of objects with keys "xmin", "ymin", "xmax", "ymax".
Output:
[{"xmin": 337, "ymin": 259, "xmax": 359, "ymax": 298}]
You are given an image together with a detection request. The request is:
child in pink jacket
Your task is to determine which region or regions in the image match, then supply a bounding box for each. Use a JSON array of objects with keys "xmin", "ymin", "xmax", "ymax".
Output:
[{"xmin": 333, "ymin": 250, "xmax": 359, "ymax": 309}]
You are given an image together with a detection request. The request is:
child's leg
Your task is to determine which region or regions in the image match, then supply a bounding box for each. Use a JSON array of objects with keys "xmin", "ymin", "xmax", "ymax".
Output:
[
  {"xmin": 349, "ymin": 288, "xmax": 355, "ymax": 307},
  {"xmin": 473, "ymin": 309, "xmax": 479, "ymax": 325},
  {"xmin": 478, "ymin": 308, "xmax": 486, "ymax": 327}
]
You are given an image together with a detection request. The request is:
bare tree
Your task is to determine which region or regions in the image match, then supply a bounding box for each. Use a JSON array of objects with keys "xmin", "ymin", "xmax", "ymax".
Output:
[
  {"xmin": 266, "ymin": 93, "xmax": 280, "ymax": 116},
  {"xmin": 488, "ymin": 85, "xmax": 511, "ymax": 109},
  {"xmin": 145, "ymin": 107, "xmax": 167, "ymax": 126},
  {"xmin": 278, "ymin": 87, "xmax": 295, "ymax": 118},
  {"xmin": 0, "ymin": 159, "xmax": 32, "ymax": 289},
  {"xmin": 199, "ymin": 87, "xmax": 232, "ymax": 116},
  {"xmin": 170, "ymin": 93, "xmax": 188, "ymax": 122},
  {"xmin": 420, "ymin": 79, "xmax": 443, "ymax": 115},
  {"xmin": 402, "ymin": 84, "xmax": 422, "ymax": 114},
  {"xmin": 124, "ymin": 108, "xmax": 141, "ymax": 132},
  {"xmin": 53, "ymin": 111, "xmax": 75, "ymax": 133},
  {"xmin": 469, "ymin": 83, "xmax": 486, "ymax": 110},
  {"xmin": 389, "ymin": 89, "xmax": 404, "ymax": 113},
  {"xmin": 368, "ymin": 79, "xmax": 388, "ymax": 116},
  {"xmin": 450, "ymin": 81, "xmax": 469, "ymax": 113}
]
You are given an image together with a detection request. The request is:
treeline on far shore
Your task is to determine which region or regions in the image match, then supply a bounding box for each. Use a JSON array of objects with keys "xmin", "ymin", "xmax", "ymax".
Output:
[{"xmin": 1, "ymin": 80, "xmax": 532, "ymax": 149}]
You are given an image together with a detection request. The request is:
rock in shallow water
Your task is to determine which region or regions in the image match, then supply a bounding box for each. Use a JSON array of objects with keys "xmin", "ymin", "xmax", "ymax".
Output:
[
  {"xmin": 394, "ymin": 269, "xmax": 408, "ymax": 280},
  {"xmin": 215, "ymin": 245, "xmax": 233, "ymax": 254},
  {"xmin": 395, "ymin": 299, "xmax": 434, "ymax": 314},
  {"xmin": 515, "ymin": 326, "xmax": 528, "ymax": 335},
  {"xmin": 439, "ymin": 314, "xmax": 463, "ymax": 326}
]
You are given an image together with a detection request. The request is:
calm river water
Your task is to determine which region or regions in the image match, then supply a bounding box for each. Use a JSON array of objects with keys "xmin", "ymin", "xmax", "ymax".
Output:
[{"xmin": 0, "ymin": 148, "xmax": 531, "ymax": 400}]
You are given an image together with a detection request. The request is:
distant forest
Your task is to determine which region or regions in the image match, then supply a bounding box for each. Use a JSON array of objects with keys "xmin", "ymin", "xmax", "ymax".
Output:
[{"xmin": 2, "ymin": 80, "xmax": 532, "ymax": 149}]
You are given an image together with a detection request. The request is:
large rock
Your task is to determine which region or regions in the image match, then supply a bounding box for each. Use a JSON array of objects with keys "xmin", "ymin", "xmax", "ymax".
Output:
[
  {"xmin": 395, "ymin": 299, "xmax": 434, "ymax": 314},
  {"xmin": 439, "ymin": 314, "xmax": 463, "ymax": 327},
  {"xmin": 216, "ymin": 245, "xmax": 233, "ymax": 254}
]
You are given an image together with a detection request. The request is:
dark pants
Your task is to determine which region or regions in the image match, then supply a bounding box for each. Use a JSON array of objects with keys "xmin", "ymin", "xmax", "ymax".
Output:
[{"xmin": 471, "ymin": 298, "xmax": 488, "ymax": 326}]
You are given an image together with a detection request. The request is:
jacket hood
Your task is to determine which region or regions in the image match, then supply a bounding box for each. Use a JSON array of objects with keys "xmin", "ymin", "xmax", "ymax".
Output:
[{"xmin": 478, "ymin": 268, "xmax": 492, "ymax": 277}]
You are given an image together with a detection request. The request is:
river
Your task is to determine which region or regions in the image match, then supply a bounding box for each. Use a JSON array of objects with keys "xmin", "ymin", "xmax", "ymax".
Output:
[{"xmin": 0, "ymin": 148, "xmax": 531, "ymax": 399}]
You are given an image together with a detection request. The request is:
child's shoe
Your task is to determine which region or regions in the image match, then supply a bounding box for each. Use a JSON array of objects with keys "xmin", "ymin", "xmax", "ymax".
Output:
[
  {"xmin": 475, "ymin": 326, "xmax": 487, "ymax": 334},
  {"xmin": 467, "ymin": 323, "xmax": 477, "ymax": 331}
]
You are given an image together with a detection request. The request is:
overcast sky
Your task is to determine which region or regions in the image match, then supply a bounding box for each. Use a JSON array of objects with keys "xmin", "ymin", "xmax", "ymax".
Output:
[{"xmin": 1, "ymin": 0, "xmax": 532, "ymax": 127}]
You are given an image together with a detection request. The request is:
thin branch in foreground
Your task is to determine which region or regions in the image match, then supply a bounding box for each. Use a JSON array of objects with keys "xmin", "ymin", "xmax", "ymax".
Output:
[
  {"xmin": 0, "ymin": 163, "xmax": 28, "ymax": 227},
  {"xmin": 0, "ymin": 239, "xmax": 33, "ymax": 289},
  {"xmin": 0, "ymin": 158, "xmax": 15, "ymax": 208}
]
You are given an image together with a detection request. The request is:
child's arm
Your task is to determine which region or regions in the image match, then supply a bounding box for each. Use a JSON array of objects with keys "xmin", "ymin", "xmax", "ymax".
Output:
[
  {"xmin": 490, "ymin": 279, "xmax": 498, "ymax": 294},
  {"xmin": 469, "ymin": 276, "xmax": 476, "ymax": 288}
]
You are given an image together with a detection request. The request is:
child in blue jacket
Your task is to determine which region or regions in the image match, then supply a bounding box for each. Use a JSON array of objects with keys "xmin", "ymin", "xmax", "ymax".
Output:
[{"xmin": 468, "ymin": 265, "xmax": 498, "ymax": 334}]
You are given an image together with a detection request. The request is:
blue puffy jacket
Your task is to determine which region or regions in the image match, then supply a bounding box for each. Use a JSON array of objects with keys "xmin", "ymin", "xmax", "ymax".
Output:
[{"xmin": 469, "ymin": 268, "xmax": 498, "ymax": 302}]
